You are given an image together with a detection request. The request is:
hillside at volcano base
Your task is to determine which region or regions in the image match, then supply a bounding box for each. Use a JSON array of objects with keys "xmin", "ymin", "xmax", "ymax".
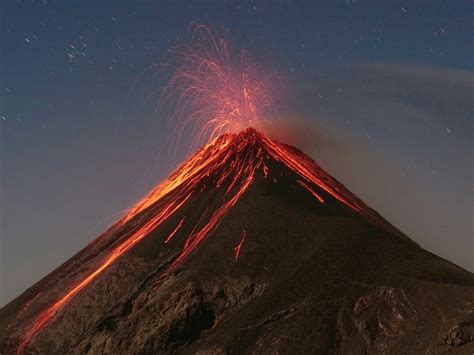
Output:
[{"xmin": 1, "ymin": 128, "xmax": 473, "ymax": 354}]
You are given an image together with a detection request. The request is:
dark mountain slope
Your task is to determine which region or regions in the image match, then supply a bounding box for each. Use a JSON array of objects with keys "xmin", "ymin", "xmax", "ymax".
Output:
[{"xmin": 1, "ymin": 128, "xmax": 473, "ymax": 354}]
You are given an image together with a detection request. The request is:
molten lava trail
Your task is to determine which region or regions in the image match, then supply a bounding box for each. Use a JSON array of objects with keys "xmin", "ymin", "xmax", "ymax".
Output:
[
  {"xmin": 234, "ymin": 230, "xmax": 247, "ymax": 261},
  {"xmin": 297, "ymin": 180, "xmax": 325, "ymax": 204}
]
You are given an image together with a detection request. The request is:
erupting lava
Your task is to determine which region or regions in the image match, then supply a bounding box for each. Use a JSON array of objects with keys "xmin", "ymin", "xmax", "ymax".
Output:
[
  {"xmin": 12, "ymin": 25, "xmax": 395, "ymax": 354},
  {"xmin": 155, "ymin": 23, "xmax": 281, "ymax": 156}
]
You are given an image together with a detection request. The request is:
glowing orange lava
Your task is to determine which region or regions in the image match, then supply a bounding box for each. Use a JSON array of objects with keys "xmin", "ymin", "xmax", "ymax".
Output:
[
  {"xmin": 234, "ymin": 230, "xmax": 247, "ymax": 261},
  {"xmin": 164, "ymin": 217, "xmax": 185, "ymax": 244},
  {"xmin": 13, "ymin": 26, "xmax": 393, "ymax": 354},
  {"xmin": 297, "ymin": 179, "xmax": 325, "ymax": 204}
]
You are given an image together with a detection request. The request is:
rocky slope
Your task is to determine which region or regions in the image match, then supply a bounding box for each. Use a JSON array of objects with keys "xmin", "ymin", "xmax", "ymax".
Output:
[{"xmin": 1, "ymin": 129, "xmax": 473, "ymax": 354}]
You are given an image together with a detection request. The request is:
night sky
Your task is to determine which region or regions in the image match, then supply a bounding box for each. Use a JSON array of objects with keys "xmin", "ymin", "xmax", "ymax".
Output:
[{"xmin": 1, "ymin": 1, "xmax": 472, "ymax": 306}]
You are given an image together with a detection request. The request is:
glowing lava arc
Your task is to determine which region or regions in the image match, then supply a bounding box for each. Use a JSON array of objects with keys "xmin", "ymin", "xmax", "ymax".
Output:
[{"xmin": 14, "ymin": 128, "xmax": 397, "ymax": 354}]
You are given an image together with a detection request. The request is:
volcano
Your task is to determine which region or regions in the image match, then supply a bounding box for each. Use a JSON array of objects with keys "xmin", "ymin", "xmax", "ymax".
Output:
[{"xmin": 1, "ymin": 128, "xmax": 473, "ymax": 354}]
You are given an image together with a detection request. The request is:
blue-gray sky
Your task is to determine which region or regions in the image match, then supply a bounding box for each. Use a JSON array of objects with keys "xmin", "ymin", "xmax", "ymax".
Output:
[{"xmin": 1, "ymin": 1, "xmax": 472, "ymax": 306}]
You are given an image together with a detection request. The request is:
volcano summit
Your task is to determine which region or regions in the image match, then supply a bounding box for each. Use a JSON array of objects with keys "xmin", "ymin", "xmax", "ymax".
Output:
[{"xmin": 1, "ymin": 128, "xmax": 473, "ymax": 354}]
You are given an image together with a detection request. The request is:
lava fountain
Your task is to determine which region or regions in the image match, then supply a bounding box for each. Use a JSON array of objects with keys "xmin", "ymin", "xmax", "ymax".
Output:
[{"xmin": 155, "ymin": 23, "xmax": 282, "ymax": 157}]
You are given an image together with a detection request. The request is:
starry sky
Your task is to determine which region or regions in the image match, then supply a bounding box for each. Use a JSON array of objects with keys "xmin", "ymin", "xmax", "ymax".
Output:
[{"xmin": 1, "ymin": 0, "xmax": 472, "ymax": 306}]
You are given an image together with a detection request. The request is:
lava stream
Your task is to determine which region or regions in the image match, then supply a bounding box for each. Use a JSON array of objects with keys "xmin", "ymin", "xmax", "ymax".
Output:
[{"xmin": 234, "ymin": 230, "xmax": 247, "ymax": 261}]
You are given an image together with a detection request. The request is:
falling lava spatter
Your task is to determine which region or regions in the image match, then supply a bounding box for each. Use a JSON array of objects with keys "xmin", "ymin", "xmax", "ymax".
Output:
[
  {"xmin": 154, "ymin": 23, "xmax": 282, "ymax": 157},
  {"xmin": 13, "ymin": 25, "xmax": 397, "ymax": 354}
]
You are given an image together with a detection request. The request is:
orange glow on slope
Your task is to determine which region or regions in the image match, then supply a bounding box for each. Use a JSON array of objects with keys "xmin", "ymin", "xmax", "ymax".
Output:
[
  {"xmin": 234, "ymin": 230, "xmax": 247, "ymax": 261},
  {"xmin": 164, "ymin": 217, "xmax": 185, "ymax": 244},
  {"xmin": 297, "ymin": 179, "xmax": 325, "ymax": 204},
  {"xmin": 6, "ymin": 292, "xmax": 42, "ymax": 333},
  {"xmin": 261, "ymin": 136, "xmax": 393, "ymax": 231}
]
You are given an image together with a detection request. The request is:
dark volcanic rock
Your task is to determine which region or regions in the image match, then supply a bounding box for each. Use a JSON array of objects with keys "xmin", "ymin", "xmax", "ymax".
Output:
[
  {"xmin": 1, "ymin": 129, "xmax": 473, "ymax": 354},
  {"xmin": 444, "ymin": 322, "xmax": 474, "ymax": 346}
]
